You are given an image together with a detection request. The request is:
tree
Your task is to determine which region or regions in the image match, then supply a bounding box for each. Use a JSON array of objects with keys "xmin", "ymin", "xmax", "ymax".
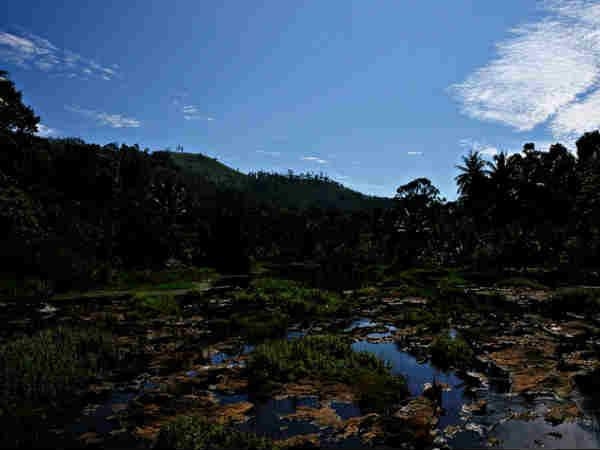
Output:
[{"xmin": 0, "ymin": 70, "xmax": 39, "ymax": 134}]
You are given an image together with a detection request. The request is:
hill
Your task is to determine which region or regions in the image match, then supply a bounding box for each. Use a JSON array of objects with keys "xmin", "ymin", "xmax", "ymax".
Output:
[{"xmin": 169, "ymin": 151, "xmax": 393, "ymax": 210}]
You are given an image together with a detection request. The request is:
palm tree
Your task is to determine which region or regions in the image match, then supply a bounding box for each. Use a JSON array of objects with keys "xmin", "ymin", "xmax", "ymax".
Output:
[{"xmin": 455, "ymin": 150, "xmax": 489, "ymax": 201}]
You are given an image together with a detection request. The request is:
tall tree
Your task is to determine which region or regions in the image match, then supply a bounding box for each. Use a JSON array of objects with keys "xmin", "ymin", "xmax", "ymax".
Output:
[{"xmin": 0, "ymin": 70, "xmax": 39, "ymax": 134}]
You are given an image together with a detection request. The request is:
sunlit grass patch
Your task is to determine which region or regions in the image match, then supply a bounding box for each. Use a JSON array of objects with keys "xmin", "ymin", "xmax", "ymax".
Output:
[
  {"xmin": 248, "ymin": 335, "xmax": 408, "ymax": 411},
  {"xmin": 131, "ymin": 292, "xmax": 181, "ymax": 318},
  {"xmin": 156, "ymin": 415, "xmax": 280, "ymax": 450},
  {"xmin": 0, "ymin": 326, "xmax": 119, "ymax": 406}
]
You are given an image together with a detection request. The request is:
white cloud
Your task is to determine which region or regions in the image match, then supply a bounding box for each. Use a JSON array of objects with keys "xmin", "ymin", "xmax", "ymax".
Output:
[
  {"xmin": 407, "ymin": 151, "xmax": 423, "ymax": 156},
  {"xmin": 459, "ymin": 138, "xmax": 499, "ymax": 157},
  {"xmin": 181, "ymin": 104, "xmax": 214, "ymax": 121},
  {"xmin": 0, "ymin": 29, "xmax": 118, "ymax": 80},
  {"xmin": 451, "ymin": 0, "xmax": 600, "ymax": 141},
  {"xmin": 256, "ymin": 150, "xmax": 281, "ymax": 157},
  {"xmin": 35, "ymin": 124, "xmax": 57, "ymax": 137},
  {"xmin": 66, "ymin": 105, "xmax": 140, "ymax": 128},
  {"xmin": 301, "ymin": 156, "xmax": 328, "ymax": 164}
]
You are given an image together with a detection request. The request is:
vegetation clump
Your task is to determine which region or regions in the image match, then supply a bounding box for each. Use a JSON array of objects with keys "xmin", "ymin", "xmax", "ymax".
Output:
[
  {"xmin": 156, "ymin": 415, "xmax": 280, "ymax": 450},
  {"xmin": 248, "ymin": 335, "xmax": 408, "ymax": 412},
  {"xmin": 131, "ymin": 292, "xmax": 181, "ymax": 318},
  {"xmin": 233, "ymin": 278, "xmax": 349, "ymax": 318},
  {"xmin": 0, "ymin": 326, "xmax": 119, "ymax": 406},
  {"xmin": 495, "ymin": 277, "xmax": 547, "ymax": 290},
  {"xmin": 548, "ymin": 288, "xmax": 600, "ymax": 314},
  {"xmin": 429, "ymin": 333, "xmax": 474, "ymax": 369}
]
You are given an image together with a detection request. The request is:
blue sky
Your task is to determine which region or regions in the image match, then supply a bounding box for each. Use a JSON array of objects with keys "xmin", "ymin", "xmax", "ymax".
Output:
[{"xmin": 2, "ymin": 0, "xmax": 599, "ymax": 199}]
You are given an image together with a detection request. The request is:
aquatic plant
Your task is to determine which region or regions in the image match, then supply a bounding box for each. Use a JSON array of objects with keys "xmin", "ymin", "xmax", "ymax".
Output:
[
  {"xmin": 0, "ymin": 325, "xmax": 119, "ymax": 405},
  {"xmin": 429, "ymin": 333, "xmax": 474, "ymax": 369},
  {"xmin": 248, "ymin": 335, "xmax": 408, "ymax": 410},
  {"xmin": 156, "ymin": 415, "xmax": 280, "ymax": 450}
]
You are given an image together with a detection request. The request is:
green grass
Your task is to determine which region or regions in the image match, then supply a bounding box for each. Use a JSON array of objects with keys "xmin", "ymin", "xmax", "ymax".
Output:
[
  {"xmin": 214, "ymin": 311, "xmax": 290, "ymax": 342},
  {"xmin": 112, "ymin": 267, "xmax": 216, "ymax": 290},
  {"xmin": 130, "ymin": 292, "xmax": 181, "ymax": 318},
  {"xmin": 233, "ymin": 278, "xmax": 350, "ymax": 318},
  {"xmin": 248, "ymin": 335, "xmax": 408, "ymax": 412},
  {"xmin": 156, "ymin": 415, "xmax": 280, "ymax": 450},
  {"xmin": 549, "ymin": 287, "xmax": 600, "ymax": 314},
  {"xmin": 0, "ymin": 326, "xmax": 119, "ymax": 406},
  {"xmin": 429, "ymin": 333, "xmax": 474, "ymax": 369},
  {"xmin": 495, "ymin": 277, "xmax": 547, "ymax": 289}
]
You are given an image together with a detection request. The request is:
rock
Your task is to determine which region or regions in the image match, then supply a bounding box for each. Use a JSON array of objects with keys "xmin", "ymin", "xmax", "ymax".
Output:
[
  {"xmin": 462, "ymin": 399, "xmax": 487, "ymax": 415},
  {"xmin": 544, "ymin": 403, "xmax": 581, "ymax": 425},
  {"xmin": 389, "ymin": 397, "xmax": 439, "ymax": 444}
]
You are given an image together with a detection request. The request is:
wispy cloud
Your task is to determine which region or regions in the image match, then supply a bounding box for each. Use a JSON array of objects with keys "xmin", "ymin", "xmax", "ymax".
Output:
[
  {"xmin": 407, "ymin": 151, "xmax": 423, "ymax": 156},
  {"xmin": 0, "ymin": 28, "xmax": 118, "ymax": 80},
  {"xmin": 181, "ymin": 104, "xmax": 214, "ymax": 121},
  {"xmin": 301, "ymin": 156, "xmax": 328, "ymax": 164},
  {"xmin": 35, "ymin": 124, "xmax": 58, "ymax": 137},
  {"xmin": 256, "ymin": 149, "xmax": 281, "ymax": 157},
  {"xmin": 66, "ymin": 105, "xmax": 140, "ymax": 128},
  {"xmin": 459, "ymin": 138, "xmax": 499, "ymax": 157},
  {"xmin": 450, "ymin": 0, "xmax": 600, "ymax": 141}
]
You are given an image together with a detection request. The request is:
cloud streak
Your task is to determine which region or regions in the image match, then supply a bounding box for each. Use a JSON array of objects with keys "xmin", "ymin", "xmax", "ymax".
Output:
[
  {"xmin": 301, "ymin": 156, "xmax": 328, "ymax": 164},
  {"xmin": 182, "ymin": 105, "xmax": 214, "ymax": 121},
  {"xmin": 256, "ymin": 149, "xmax": 281, "ymax": 157},
  {"xmin": 451, "ymin": 0, "xmax": 600, "ymax": 141},
  {"xmin": 407, "ymin": 151, "xmax": 423, "ymax": 156},
  {"xmin": 66, "ymin": 105, "xmax": 140, "ymax": 128},
  {"xmin": 0, "ymin": 28, "xmax": 118, "ymax": 80},
  {"xmin": 35, "ymin": 124, "xmax": 58, "ymax": 137}
]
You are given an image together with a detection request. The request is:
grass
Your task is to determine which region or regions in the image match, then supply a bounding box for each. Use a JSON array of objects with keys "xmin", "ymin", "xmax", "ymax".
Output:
[
  {"xmin": 429, "ymin": 333, "xmax": 474, "ymax": 369},
  {"xmin": 214, "ymin": 310, "xmax": 290, "ymax": 342},
  {"xmin": 233, "ymin": 278, "xmax": 350, "ymax": 318},
  {"xmin": 548, "ymin": 287, "xmax": 600, "ymax": 314},
  {"xmin": 112, "ymin": 267, "xmax": 216, "ymax": 290},
  {"xmin": 130, "ymin": 292, "xmax": 181, "ymax": 318},
  {"xmin": 0, "ymin": 326, "xmax": 119, "ymax": 407},
  {"xmin": 495, "ymin": 277, "xmax": 547, "ymax": 289},
  {"xmin": 156, "ymin": 415, "xmax": 280, "ymax": 450},
  {"xmin": 248, "ymin": 335, "xmax": 408, "ymax": 412}
]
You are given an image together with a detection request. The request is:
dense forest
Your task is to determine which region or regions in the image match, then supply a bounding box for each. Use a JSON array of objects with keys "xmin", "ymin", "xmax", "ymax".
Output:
[{"xmin": 2, "ymin": 69, "xmax": 600, "ymax": 297}]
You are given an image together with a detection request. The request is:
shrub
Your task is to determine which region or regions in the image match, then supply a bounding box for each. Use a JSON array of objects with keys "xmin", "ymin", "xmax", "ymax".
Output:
[
  {"xmin": 156, "ymin": 415, "xmax": 280, "ymax": 450},
  {"xmin": 429, "ymin": 334, "xmax": 474, "ymax": 369}
]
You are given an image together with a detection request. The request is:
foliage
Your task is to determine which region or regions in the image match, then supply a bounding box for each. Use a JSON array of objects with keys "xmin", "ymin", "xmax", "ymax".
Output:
[
  {"xmin": 0, "ymin": 326, "xmax": 119, "ymax": 406},
  {"xmin": 495, "ymin": 277, "xmax": 547, "ymax": 289},
  {"xmin": 248, "ymin": 335, "xmax": 408, "ymax": 410},
  {"xmin": 0, "ymin": 70, "xmax": 39, "ymax": 134},
  {"xmin": 429, "ymin": 334, "xmax": 474, "ymax": 369},
  {"xmin": 156, "ymin": 415, "xmax": 280, "ymax": 450},
  {"xmin": 131, "ymin": 292, "xmax": 181, "ymax": 318},
  {"xmin": 233, "ymin": 278, "xmax": 350, "ymax": 318},
  {"xmin": 548, "ymin": 288, "xmax": 600, "ymax": 314}
]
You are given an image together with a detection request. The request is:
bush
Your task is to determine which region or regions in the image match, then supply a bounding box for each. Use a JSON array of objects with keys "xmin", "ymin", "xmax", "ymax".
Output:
[
  {"xmin": 156, "ymin": 415, "xmax": 280, "ymax": 450},
  {"xmin": 429, "ymin": 334, "xmax": 474, "ymax": 369}
]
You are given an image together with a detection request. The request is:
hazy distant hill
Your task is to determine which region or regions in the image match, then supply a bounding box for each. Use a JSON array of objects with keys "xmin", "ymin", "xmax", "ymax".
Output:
[{"xmin": 169, "ymin": 152, "xmax": 393, "ymax": 210}]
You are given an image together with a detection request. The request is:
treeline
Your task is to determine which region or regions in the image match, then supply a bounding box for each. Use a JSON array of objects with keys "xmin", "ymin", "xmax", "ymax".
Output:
[{"xmin": 2, "ymin": 69, "xmax": 600, "ymax": 294}]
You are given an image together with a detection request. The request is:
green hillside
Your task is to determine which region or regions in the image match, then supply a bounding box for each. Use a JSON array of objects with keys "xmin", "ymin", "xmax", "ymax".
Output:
[{"xmin": 169, "ymin": 152, "xmax": 393, "ymax": 210}]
